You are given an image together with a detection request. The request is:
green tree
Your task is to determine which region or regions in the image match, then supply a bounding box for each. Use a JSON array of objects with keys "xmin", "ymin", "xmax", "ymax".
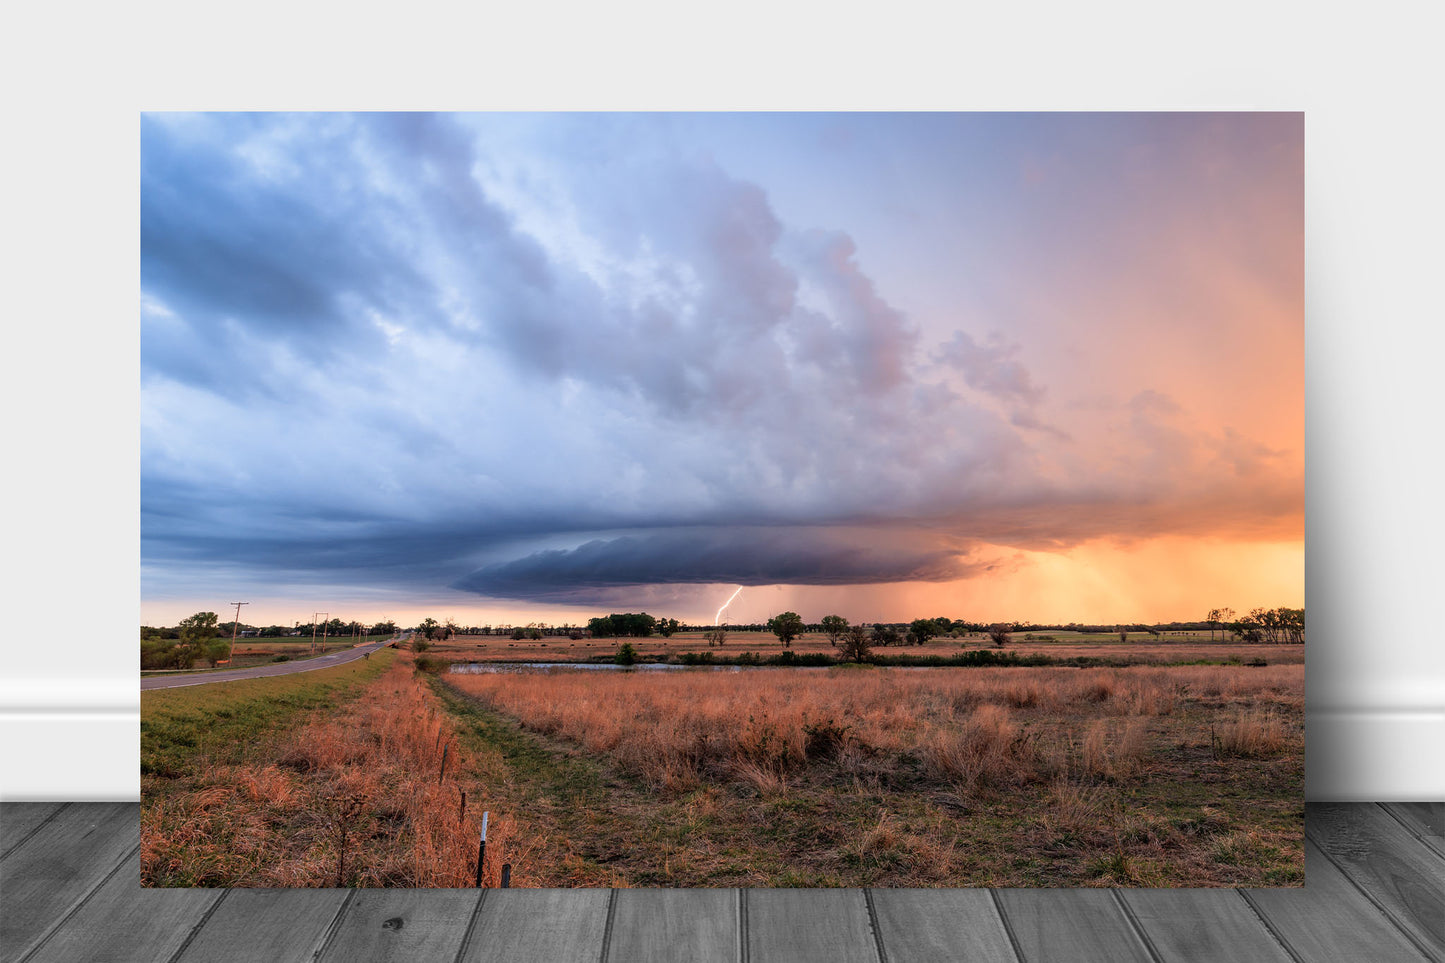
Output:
[
  {"xmin": 767, "ymin": 611, "xmax": 805, "ymax": 648},
  {"xmin": 203, "ymin": 639, "xmax": 231, "ymax": 667},
  {"xmin": 820, "ymin": 615, "xmax": 849, "ymax": 647},
  {"xmin": 658, "ymin": 617, "xmax": 680, "ymax": 637},
  {"xmin": 178, "ymin": 611, "xmax": 218, "ymax": 645},
  {"xmin": 907, "ymin": 618, "xmax": 939, "ymax": 646},
  {"xmin": 987, "ymin": 622, "xmax": 1012, "ymax": 648},
  {"xmin": 419, "ymin": 617, "xmax": 439, "ymax": 640},
  {"xmin": 177, "ymin": 611, "xmax": 218, "ymax": 667},
  {"xmin": 615, "ymin": 642, "xmax": 638, "ymax": 666},
  {"xmin": 871, "ymin": 624, "xmax": 901, "ymax": 647}
]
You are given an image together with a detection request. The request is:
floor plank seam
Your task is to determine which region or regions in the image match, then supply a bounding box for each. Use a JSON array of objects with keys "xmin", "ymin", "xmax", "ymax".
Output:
[
  {"xmin": 987, "ymin": 890, "xmax": 1027, "ymax": 963},
  {"xmin": 1378, "ymin": 804, "xmax": 1445, "ymax": 865},
  {"xmin": 597, "ymin": 888, "xmax": 619, "ymax": 963},
  {"xmin": 15, "ymin": 842, "xmax": 138, "ymax": 963},
  {"xmin": 0, "ymin": 803, "xmax": 69, "ymax": 862},
  {"xmin": 162, "ymin": 888, "xmax": 231, "ymax": 963},
  {"xmin": 449, "ymin": 888, "xmax": 489, "ymax": 963},
  {"xmin": 737, "ymin": 888, "xmax": 749, "ymax": 963},
  {"xmin": 1109, "ymin": 889, "xmax": 1166, "ymax": 963},
  {"xmin": 1377, "ymin": 802, "xmax": 1426, "ymax": 841},
  {"xmin": 310, "ymin": 888, "xmax": 358, "ymax": 962},
  {"xmin": 1233, "ymin": 889, "xmax": 1306, "ymax": 963},
  {"xmin": 861, "ymin": 889, "xmax": 889, "ymax": 963},
  {"xmin": 1302, "ymin": 831, "xmax": 1442, "ymax": 963}
]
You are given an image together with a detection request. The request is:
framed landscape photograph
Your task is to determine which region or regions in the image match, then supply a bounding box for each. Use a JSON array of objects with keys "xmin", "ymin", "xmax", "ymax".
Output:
[{"xmin": 140, "ymin": 111, "xmax": 1304, "ymax": 889}]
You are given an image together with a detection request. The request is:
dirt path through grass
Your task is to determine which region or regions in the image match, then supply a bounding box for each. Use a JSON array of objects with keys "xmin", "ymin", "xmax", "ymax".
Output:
[{"xmin": 432, "ymin": 676, "xmax": 879, "ymax": 886}]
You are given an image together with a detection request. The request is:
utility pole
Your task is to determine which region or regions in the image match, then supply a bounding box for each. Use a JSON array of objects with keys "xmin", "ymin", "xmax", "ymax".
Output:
[
  {"xmin": 312, "ymin": 613, "xmax": 328, "ymax": 656},
  {"xmin": 228, "ymin": 601, "xmax": 248, "ymax": 664}
]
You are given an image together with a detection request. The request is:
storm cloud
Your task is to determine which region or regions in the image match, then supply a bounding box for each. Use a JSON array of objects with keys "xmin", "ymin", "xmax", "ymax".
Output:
[
  {"xmin": 140, "ymin": 112, "xmax": 1303, "ymax": 620},
  {"xmin": 453, "ymin": 527, "xmax": 982, "ymax": 603}
]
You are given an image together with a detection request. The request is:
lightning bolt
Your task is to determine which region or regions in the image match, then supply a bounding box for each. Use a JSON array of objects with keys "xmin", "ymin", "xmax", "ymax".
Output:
[{"xmin": 714, "ymin": 586, "xmax": 743, "ymax": 625}]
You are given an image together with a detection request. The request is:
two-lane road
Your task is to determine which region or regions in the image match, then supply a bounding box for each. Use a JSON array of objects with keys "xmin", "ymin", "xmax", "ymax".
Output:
[{"xmin": 141, "ymin": 636, "xmax": 402, "ymax": 690}]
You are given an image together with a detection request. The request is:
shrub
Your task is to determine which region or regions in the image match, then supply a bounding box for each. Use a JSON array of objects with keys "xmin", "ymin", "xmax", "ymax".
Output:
[
  {"xmin": 272, "ymin": 654, "xmax": 291, "ymax": 663},
  {"xmin": 767, "ymin": 651, "xmax": 830, "ymax": 666},
  {"xmin": 615, "ymin": 643, "xmax": 638, "ymax": 666},
  {"xmin": 413, "ymin": 655, "xmax": 446, "ymax": 674},
  {"xmin": 803, "ymin": 718, "xmax": 852, "ymax": 760}
]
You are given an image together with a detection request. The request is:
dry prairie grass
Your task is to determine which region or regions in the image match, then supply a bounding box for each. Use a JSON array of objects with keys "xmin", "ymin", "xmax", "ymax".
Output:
[
  {"xmin": 143, "ymin": 653, "xmax": 515, "ymax": 887},
  {"xmin": 1215, "ymin": 708, "xmax": 1290, "ymax": 758},
  {"xmin": 444, "ymin": 664, "xmax": 1302, "ymax": 795},
  {"xmin": 434, "ymin": 662, "xmax": 1303, "ymax": 887}
]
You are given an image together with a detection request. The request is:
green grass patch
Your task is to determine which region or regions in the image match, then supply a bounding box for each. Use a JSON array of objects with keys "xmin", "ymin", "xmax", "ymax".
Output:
[{"xmin": 141, "ymin": 649, "xmax": 395, "ymax": 778}]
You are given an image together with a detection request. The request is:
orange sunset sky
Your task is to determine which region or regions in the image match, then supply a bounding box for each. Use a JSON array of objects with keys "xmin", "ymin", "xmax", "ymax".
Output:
[{"xmin": 141, "ymin": 112, "xmax": 1301, "ymax": 629}]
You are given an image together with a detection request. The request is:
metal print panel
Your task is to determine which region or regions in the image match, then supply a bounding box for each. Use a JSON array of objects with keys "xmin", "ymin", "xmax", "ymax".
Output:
[{"xmin": 140, "ymin": 112, "xmax": 1304, "ymax": 887}]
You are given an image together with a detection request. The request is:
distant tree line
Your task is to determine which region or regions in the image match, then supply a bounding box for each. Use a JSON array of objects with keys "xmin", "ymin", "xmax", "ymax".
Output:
[
  {"xmin": 143, "ymin": 617, "xmax": 395, "ymax": 640},
  {"xmin": 141, "ymin": 613, "xmax": 398, "ymax": 670},
  {"xmin": 1206, "ymin": 607, "xmax": 1305, "ymax": 644}
]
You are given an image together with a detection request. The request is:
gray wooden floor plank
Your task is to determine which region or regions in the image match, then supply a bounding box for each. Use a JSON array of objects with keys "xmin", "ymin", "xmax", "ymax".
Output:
[
  {"xmin": 24, "ymin": 849, "xmax": 221, "ymax": 963},
  {"xmin": 457, "ymin": 889, "xmax": 610, "ymax": 963},
  {"xmin": 173, "ymin": 888, "xmax": 351, "ymax": 963},
  {"xmin": 870, "ymin": 889, "xmax": 1019, "ymax": 963},
  {"xmin": 993, "ymin": 890, "xmax": 1153, "ymax": 963},
  {"xmin": 1307, "ymin": 801, "xmax": 1445, "ymax": 958},
  {"xmin": 1120, "ymin": 889, "xmax": 1292, "ymax": 963},
  {"xmin": 0, "ymin": 802, "xmax": 67, "ymax": 857},
  {"xmin": 746, "ymin": 889, "xmax": 878, "ymax": 963},
  {"xmin": 0, "ymin": 802, "xmax": 136, "ymax": 962},
  {"xmin": 1383, "ymin": 803, "xmax": 1445, "ymax": 859},
  {"xmin": 1246, "ymin": 837, "xmax": 1435, "ymax": 963},
  {"xmin": 316, "ymin": 888, "xmax": 480, "ymax": 962},
  {"xmin": 4, "ymin": 802, "xmax": 1445, "ymax": 963},
  {"xmin": 606, "ymin": 889, "xmax": 738, "ymax": 963}
]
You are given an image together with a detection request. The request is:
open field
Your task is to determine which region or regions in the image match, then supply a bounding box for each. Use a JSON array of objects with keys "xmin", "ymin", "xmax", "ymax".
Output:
[
  {"xmin": 142, "ymin": 648, "xmax": 518, "ymax": 887},
  {"xmin": 425, "ymin": 630, "xmax": 1305, "ymax": 666},
  {"xmin": 439, "ymin": 662, "xmax": 1303, "ymax": 887},
  {"xmin": 141, "ymin": 638, "xmax": 1304, "ymax": 888}
]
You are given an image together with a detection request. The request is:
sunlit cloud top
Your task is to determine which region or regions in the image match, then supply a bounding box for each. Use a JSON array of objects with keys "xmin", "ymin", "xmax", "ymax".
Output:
[{"xmin": 141, "ymin": 112, "xmax": 1302, "ymax": 624}]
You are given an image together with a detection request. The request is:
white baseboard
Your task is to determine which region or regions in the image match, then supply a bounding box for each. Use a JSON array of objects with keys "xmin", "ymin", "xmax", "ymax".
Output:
[
  {"xmin": 0, "ymin": 712, "xmax": 141, "ymax": 801},
  {"xmin": 1305, "ymin": 708, "xmax": 1445, "ymax": 801},
  {"xmin": 0, "ymin": 688, "xmax": 1439, "ymax": 801}
]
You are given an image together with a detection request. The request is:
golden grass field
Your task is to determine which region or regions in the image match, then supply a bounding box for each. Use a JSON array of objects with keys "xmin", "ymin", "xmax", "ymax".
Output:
[
  {"xmin": 439, "ymin": 661, "xmax": 1304, "ymax": 886},
  {"xmin": 142, "ymin": 650, "xmax": 517, "ymax": 887},
  {"xmin": 141, "ymin": 639, "xmax": 1304, "ymax": 888}
]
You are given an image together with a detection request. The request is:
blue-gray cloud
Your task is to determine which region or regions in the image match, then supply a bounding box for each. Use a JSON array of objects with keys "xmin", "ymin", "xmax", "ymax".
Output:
[
  {"xmin": 452, "ymin": 527, "xmax": 983, "ymax": 603},
  {"xmin": 139, "ymin": 112, "xmax": 1302, "ymax": 608}
]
